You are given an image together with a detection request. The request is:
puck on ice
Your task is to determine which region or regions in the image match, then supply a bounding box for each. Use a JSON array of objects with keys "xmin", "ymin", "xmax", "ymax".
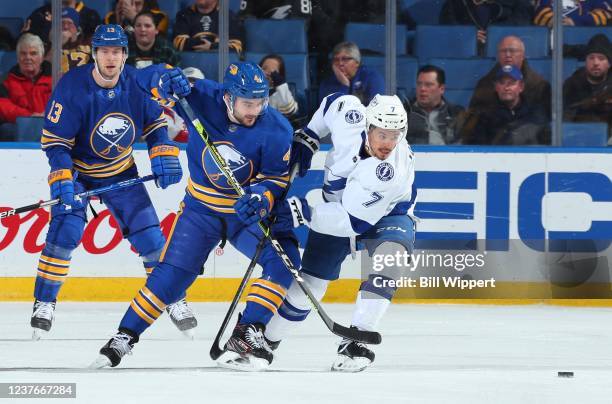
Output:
[{"xmin": 557, "ymin": 371, "xmax": 574, "ymax": 378}]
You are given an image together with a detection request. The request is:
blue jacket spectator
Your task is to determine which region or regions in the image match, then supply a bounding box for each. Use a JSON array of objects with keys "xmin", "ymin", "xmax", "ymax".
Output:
[
  {"xmin": 318, "ymin": 41, "xmax": 385, "ymax": 105},
  {"xmin": 465, "ymin": 65, "xmax": 550, "ymax": 145}
]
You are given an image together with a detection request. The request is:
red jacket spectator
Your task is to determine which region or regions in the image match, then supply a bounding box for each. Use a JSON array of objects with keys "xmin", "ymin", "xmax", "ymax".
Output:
[{"xmin": 0, "ymin": 34, "xmax": 52, "ymax": 124}]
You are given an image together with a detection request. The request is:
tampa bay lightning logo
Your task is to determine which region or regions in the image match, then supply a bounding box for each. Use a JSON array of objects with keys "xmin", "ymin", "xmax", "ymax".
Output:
[
  {"xmin": 376, "ymin": 162, "xmax": 394, "ymax": 182},
  {"xmin": 202, "ymin": 142, "xmax": 253, "ymax": 189},
  {"xmin": 345, "ymin": 109, "xmax": 363, "ymax": 124},
  {"xmin": 90, "ymin": 113, "xmax": 135, "ymax": 159}
]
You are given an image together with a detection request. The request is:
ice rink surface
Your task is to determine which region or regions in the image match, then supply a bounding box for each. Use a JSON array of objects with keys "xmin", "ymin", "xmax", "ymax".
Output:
[{"xmin": 1, "ymin": 302, "xmax": 612, "ymax": 404}]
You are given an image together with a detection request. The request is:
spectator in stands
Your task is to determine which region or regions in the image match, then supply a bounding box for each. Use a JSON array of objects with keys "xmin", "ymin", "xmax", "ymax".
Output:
[
  {"xmin": 318, "ymin": 41, "xmax": 385, "ymax": 105},
  {"xmin": 0, "ymin": 27, "xmax": 15, "ymax": 50},
  {"xmin": 127, "ymin": 11, "xmax": 180, "ymax": 68},
  {"xmin": 440, "ymin": 0, "xmax": 534, "ymax": 50},
  {"xmin": 173, "ymin": 0, "xmax": 243, "ymax": 54},
  {"xmin": 534, "ymin": 0, "xmax": 611, "ymax": 27},
  {"xmin": 465, "ymin": 65, "xmax": 550, "ymax": 144},
  {"xmin": 469, "ymin": 35, "xmax": 551, "ymax": 117},
  {"xmin": 563, "ymin": 34, "xmax": 611, "ymax": 135},
  {"xmin": 60, "ymin": 8, "xmax": 92, "ymax": 73},
  {"xmin": 404, "ymin": 65, "xmax": 465, "ymax": 145},
  {"xmin": 104, "ymin": 0, "xmax": 168, "ymax": 36},
  {"xmin": 238, "ymin": 1, "xmax": 347, "ymax": 82},
  {"xmin": 259, "ymin": 54, "xmax": 304, "ymax": 128},
  {"xmin": 22, "ymin": 1, "xmax": 101, "ymax": 46},
  {"xmin": 0, "ymin": 34, "xmax": 51, "ymax": 126}
]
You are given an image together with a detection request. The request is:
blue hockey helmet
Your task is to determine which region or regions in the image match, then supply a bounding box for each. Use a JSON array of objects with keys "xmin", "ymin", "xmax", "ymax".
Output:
[
  {"xmin": 223, "ymin": 62, "xmax": 269, "ymax": 100},
  {"xmin": 91, "ymin": 24, "xmax": 128, "ymax": 52}
]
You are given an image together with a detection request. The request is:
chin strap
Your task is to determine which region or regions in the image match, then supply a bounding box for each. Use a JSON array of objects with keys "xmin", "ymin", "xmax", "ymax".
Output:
[{"xmin": 92, "ymin": 51, "xmax": 127, "ymax": 84}]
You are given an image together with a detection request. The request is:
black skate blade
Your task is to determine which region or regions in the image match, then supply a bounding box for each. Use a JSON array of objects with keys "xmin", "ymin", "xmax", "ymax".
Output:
[{"xmin": 332, "ymin": 324, "xmax": 382, "ymax": 345}]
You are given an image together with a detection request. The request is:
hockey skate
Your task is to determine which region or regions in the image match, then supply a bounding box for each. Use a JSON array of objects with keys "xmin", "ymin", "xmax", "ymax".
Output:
[
  {"xmin": 217, "ymin": 322, "xmax": 273, "ymax": 371},
  {"xmin": 90, "ymin": 329, "xmax": 139, "ymax": 369},
  {"xmin": 166, "ymin": 298, "xmax": 198, "ymax": 338},
  {"xmin": 331, "ymin": 333, "xmax": 375, "ymax": 372},
  {"xmin": 30, "ymin": 299, "xmax": 56, "ymax": 340}
]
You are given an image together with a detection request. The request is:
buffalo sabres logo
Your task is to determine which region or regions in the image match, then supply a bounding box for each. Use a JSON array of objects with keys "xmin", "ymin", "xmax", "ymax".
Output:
[
  {"xmin": 90, "ymin": 113, "xmax": 135, "ymax": 159},
  {"xmin": 376, "ymin": 162, "xmax": 394, "ymax": 182},
  {"xmin": 253, "ymin": 74, "xmax": 263, "ymax": 83},
  {"xmin": 202, "ymin": 142, "xmax": 253, "ymax": 189},
  {"xmin": 345, "ymin": 109, "xmax": 363, "ymax": 124},
  {"xmin": 229, "ymin": 64, "xmax": 239, "ymax": 75}
]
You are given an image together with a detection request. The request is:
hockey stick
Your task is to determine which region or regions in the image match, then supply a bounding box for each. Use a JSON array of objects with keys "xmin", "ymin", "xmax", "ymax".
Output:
[
  {"xmin": 0, "ymin": 175, "xmax": 156, "ymax": 219},
  {"xmin": 178, "ymin": 98, "xmax": 382, "ymax": 345},
  {"xmin": 209, "ymin": 163, "xmax": 300, "ymax": 360}
]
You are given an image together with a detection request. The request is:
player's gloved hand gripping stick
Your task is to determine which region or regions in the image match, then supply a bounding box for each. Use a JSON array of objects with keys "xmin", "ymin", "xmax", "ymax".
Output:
[
  {"xmin": 0, "ymin": 175, "xmax": 156, "ymax": 219},
  {"xmin": 178, "ymin": 97, "xmax": 382, "ymax": 346}
]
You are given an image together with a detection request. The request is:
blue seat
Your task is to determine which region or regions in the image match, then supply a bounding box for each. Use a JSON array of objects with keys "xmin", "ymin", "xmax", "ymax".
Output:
[
  {"xmin": 179, "ymin": 51, "xmax": 240, "ymax": 80},
  {"xmin": 0, "ymin": 51, "xmax": 16, "ymax": 76},
  {"xmin": 562, "ymin": 122, "xmax": 608, "ymax": 147},
  {"xmin": 344, "ymin": 23, "xmax": 408, "ymax": 55},
  {"xmin": 0, "ymin": 17, "xmax": 23, "ymax": 40},
  {"xmin": 158, "ymin": 0, "xmax": 180, "ymax": 22},
  {"xmin": 16, "ymin": 117, "xmax": 44, "ymax": 142},
  {"xmin": 358, "ymin": 56, "xmax": 418, "ymax": 98},
  {"xmin": 426, "ymin": 58, "xmax": 496, "ymax": 90},
  {"xmin": 414, "ymin": 25, "xmax": 477, "ymax": 64},
  {"xmin": 86, "ymin": 0, "xmax": 113, "ymax": 19},
  {"xmin": 245, "ymin": 19, "xmax": 307, "ymax": 53},
  {"xmin": 0, "ymin": 0, "xmax": 45, "ymax": 19},
  {"xmin": 563, "ymin": 27, "xmax": 612, "ymax": 46},
  {"xmin": 400, "ymin": 0, "xmax": 445, "ymax": 25},
  {"xmin": 528, "ymin": 58, "xmax": 579, "ymax": 82},
  {"xmin": 486, "ymin": 26, "xmax": 550, "ymax": 58},
  {"xmin": 0, "ymin": 123, "xmax": 17, "ymax": 141},
  {"xmin": 245, "ymin": 52, "xmax": 309, "ymax": 112},
  {"xmin": 444, "ymin": 89, "xmax": 473, "ymax": 108}
]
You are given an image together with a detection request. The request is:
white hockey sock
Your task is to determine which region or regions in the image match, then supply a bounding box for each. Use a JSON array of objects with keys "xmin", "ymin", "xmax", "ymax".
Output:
[{"xmin": 350, "ymin": 291, "xmax": 391, "ymax": 332}]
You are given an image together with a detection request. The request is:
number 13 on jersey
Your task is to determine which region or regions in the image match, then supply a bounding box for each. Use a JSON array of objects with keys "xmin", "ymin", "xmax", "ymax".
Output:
[{"xmin": 47, "ymin": 101, "xmax": 63, "ymax": 123}]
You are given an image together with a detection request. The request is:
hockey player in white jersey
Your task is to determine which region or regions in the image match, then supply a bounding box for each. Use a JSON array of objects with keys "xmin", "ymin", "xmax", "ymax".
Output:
[{"xmin": 269, "ymin": 93, "xmax": 417, "ymax": 372}]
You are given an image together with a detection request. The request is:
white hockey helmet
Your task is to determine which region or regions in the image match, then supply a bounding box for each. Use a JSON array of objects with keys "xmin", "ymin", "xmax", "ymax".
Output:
[{"xmin": 365, "ymin": 94, "xmax": 408, "ymax": 140}]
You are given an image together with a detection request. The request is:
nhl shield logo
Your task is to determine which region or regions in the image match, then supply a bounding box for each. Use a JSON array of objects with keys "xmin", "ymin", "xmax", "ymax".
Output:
[
  {"xmin": 376, "ymin": 162, "xmax": 394, "ymax": 181},
  {"xmin": 90, "ymin": 113, "xmax": 135, "ymax": 159},
  {"xmin": 202, "ymin": 141, "xmax": 253, "ymax": 189}
]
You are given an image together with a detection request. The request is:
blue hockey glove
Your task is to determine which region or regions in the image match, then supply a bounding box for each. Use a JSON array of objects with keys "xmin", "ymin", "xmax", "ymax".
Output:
[
  {"xmin": 158, "ymin": 68, "xmax": 191, "ymax": 101},
  {"xmin": 290, "ymin": 129, "xmax": 320, "ymax": 177},
  {"xmin": 48, "ymin": 169, "xmax": 84, "ymax": 211},
  {"xmin": 149, "ymin": 144, "xmax": 183, "ymax": 189},
  {"xmin": 279, "ymin": 196, "xmax": 311, "ymax": 228},
  {"xmin": 234, "ymin": 189, "xmax": 273, "ymax": 226}
]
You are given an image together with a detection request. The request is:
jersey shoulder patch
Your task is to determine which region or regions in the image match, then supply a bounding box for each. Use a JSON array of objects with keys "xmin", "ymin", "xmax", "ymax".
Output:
[{"xmin": 375, "ymin": 162, "xmax": 394, "ymax": 181}]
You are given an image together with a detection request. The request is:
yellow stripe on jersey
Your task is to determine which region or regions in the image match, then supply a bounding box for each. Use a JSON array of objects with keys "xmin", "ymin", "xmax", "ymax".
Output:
[
  {"xmin": 246, "ymin": 295, "xmax": 278, "ymax": 313},
  {"xmin": 245, "ymin": 279, "xmax": 287, "ymax": 313},
  {"xmin": 142, "ymin": 114, "xmax": 168, "ymax": 139},
  {"xmin": 39, "ymin": 255, "xmax": 70, "ymax": 266},
  {"xmin": 141, "ymin": 286, "xmax": 166, "ymax": 310},
  {"xmin": 37, "ymin": 262, "xmax": 70, "ymax": 275},
  {"xmin": 187, "ymin": 178, "xmax": 240, "ymax": 213},
  {"xmin": 135, "ymin": 290, "xmax": 163, "ymax": 318},
  {"xmin": 130, "ymin": 301, "xmax": 156, "ymax": 324},
  {"xmin": 37, "ymin": 271, "xmax": 66, "ymax": 282},
  {"xmin": 41, "ymin": 129, "xmax": 76, "ymax": 150},
  {"xmin": 73, "ymin": 152, "xmax": 134, "ymax": 178}
]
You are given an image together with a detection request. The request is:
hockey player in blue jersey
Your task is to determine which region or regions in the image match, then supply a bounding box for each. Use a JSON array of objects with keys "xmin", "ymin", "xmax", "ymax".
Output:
[
  {"xmin": 92, "ymin": 61, "xmax": 298, "ymax": 371},
  {"xmin": 30, "ymin": 24, "xmax": 197, "ymax": 340},
  {"xmin": 265, "ymin": 94, "xmax": 417, "ymax": 372}
]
